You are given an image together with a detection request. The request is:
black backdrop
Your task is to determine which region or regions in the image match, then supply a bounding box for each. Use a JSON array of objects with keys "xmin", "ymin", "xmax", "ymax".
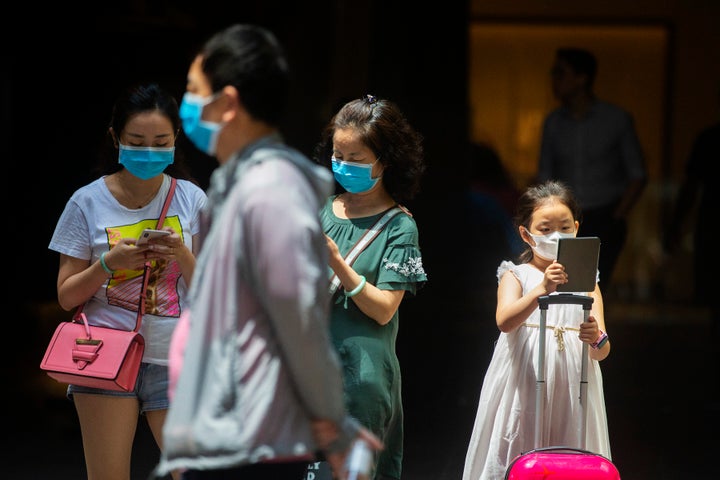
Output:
[
  {"xmin": 10, "ymin": 6, "xmax": 720, "ymax": 479},
  {"xmin": 9, "ymin": 2, "xmax": 470, "ymax": 305},
  {"xmin": 9, "ymin": 3, "xmax": 479, "ymax": 454}
]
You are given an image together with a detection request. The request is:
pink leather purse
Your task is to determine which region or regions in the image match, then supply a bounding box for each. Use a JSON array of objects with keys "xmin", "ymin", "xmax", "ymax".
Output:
[
  {"xmin": 40, "ymin": 178, "xmax": 176, "ymax": 392},
  {"xmin": 40, "ymin": 310, "xmax": 146, "ymax": 392}
]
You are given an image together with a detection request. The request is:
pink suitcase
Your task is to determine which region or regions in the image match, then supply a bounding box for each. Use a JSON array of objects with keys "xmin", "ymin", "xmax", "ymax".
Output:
[
  {"xmin": 505, "ymin": 446, "xmax": 619, "ymax": 479},
  {"xmin": 504, "ymin": 294, "xmax": 620, "ymax": 480}
]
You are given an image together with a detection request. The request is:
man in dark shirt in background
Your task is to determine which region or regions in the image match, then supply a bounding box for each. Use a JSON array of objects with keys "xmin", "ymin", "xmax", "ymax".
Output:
[{"xmin": 537, "ymin": 47, "xmax": 647, "ymax": 292}]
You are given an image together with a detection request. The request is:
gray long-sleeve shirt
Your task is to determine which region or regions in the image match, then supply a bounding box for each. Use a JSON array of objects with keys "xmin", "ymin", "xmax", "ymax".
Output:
[{"xmin": 157, "ymin": 134, "xmax": 359, "ymax": 474}]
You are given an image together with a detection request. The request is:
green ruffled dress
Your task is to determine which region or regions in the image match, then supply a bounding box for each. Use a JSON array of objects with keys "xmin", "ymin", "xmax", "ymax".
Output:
[{"xmin": 320, "ymin": 195, "xmax": 427, "ymax": 479}]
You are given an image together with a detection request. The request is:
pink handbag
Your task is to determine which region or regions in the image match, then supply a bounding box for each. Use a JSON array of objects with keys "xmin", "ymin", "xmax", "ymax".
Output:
[
  {"xmin": 40, "ymin": 178, "xmax": 176, "ymax": 392},
  {"xmin": 40, "ymin": 310, "xmax": 146, "ymax": 392}
]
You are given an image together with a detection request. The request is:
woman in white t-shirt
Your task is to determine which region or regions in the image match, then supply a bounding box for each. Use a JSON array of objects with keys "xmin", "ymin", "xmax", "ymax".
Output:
[{"xmin": 48, "ymin": 82, "xmax": 207, "ymax": 480}]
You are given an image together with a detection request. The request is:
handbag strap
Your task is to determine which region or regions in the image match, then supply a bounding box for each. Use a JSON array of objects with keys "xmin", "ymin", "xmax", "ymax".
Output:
[
  {"xmin": 156, "ymin": 177, "xmax": 177, "ymax": 230},
  {"xmin": 74, "ymin": 177, "xmax": 178, "ymax": 332},
  {"xmin": 134, "ymin": 177, "xmax": 177, "ymax": 329},
  {"xmin": 328, "ymin": 205, "xmax": 408, "ymax": 295}
]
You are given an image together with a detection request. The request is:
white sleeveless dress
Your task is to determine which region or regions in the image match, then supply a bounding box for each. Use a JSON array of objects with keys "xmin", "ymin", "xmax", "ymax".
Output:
[{"xmin": 462, "ymin": 261, "xmax": 611, "ymax": 480}]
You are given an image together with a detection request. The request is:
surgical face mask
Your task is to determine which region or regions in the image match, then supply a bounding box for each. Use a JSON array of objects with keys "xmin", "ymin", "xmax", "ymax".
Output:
[
  {"xmin": 179, "ymin": 92, "xmax": 223, "ymax": 156},
  {"xmin": 118, "ymin": 144, "xmax": 175, "ymax": 180},
  {"xmin": 331, "ymin": 157, "xmax": 380, "ymax": 194},
  {"xmin": 528, "ymin": 230, "xmax": 575, "ymax": 260}
]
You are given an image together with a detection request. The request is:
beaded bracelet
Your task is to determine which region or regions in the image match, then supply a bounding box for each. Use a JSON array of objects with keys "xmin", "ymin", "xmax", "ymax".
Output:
[
  {"xmin": 343, "ymin": 276, "xmax": 367, "ymax": 308},
  {"xmin": 100, "ymin": 251, "xmax": 115, "ymax": 275},
  {"xmin": 591, "ymin": 330, "xmax": 608, "ymax": 349}
]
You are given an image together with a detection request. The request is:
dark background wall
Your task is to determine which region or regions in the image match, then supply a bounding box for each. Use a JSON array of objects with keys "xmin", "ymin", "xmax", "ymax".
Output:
[
  {"xmin": 13, "ymin": 1, "xmax": 719, "ymax": 310},
  {"xmin": 9, "ymin": 4, "xmax": 472, "ymax": 473},
  {"xmin": 8, "ymin": 1, "xmax": 469, "ymax": 306}
]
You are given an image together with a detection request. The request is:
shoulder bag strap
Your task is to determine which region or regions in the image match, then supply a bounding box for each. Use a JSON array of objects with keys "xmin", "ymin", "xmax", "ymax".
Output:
[
  {"xmin": 74, "ymin": 177, "xmax": 178, "ymax": 332},
  {"xmin": 155, "ymin": 177, "xmax": 177, "ymax": 229},
  {"xmin": 328, "ymin": 205, "xmax": 407, "ymax": 295},
  {"xmin": 134, "ymin": 176, "xmax": 177, "ymax": 331}
]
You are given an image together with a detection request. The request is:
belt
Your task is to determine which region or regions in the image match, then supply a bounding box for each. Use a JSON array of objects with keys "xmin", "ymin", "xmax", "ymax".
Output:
[{"xmin": 522, "ymin": 323, "xmax": 579, "ymax": 352}]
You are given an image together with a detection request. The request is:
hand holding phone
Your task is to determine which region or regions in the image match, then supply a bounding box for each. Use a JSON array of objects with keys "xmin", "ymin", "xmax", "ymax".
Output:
[{"xmin": 136, "ymin": 229, "xmax": 171, "ymax": 245}]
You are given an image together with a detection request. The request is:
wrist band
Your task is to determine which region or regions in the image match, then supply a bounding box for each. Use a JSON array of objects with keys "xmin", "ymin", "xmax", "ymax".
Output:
[
  {"xmin": 100, "ymin": 251, "xmax": 115, "ymax": 275},
  {"xmin": 591, "ymin": 330, "xmax": 608, "ymax": 349},
  {"xmin": 345, "ymin": 276, "xmax": 367, "ymax": 298},
  {"xmin": 343, "ymin": 276, "xmax": 366, "ymax": 309}
]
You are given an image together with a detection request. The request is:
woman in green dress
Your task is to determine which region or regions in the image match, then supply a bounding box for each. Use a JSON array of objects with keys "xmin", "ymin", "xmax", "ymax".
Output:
[{"xmin": 309, "ymin": 95, "xmax": 427, "ymax": 480}]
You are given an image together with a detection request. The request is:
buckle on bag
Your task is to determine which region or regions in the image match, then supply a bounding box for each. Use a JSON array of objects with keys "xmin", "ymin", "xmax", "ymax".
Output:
[{"xmin": 72, "ymin": 338, "xmax": 104, "ymax": 368}]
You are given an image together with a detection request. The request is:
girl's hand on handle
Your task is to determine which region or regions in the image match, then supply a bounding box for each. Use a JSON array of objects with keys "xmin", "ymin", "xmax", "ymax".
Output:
[{"xmin": 579, "ymin": 315, "xmax": 601, "ymax": 345}]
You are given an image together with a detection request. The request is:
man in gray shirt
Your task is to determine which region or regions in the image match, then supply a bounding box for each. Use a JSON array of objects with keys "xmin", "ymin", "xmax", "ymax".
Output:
[
  {"xmin": 538, "ymin": 47, "xmax": 647, "ymax": 291},
  {"xmin": 156, "ymin": 24, "xmax": 381, "ymax": 480}
]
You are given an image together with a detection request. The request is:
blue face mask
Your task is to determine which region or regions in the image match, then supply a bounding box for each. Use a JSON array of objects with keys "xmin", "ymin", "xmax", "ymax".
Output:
[
  {"xmin": 118, "ymin": 144, "xmax": 175, "ymax": 180},
  {"xmin": 331, "ymin": 157, "xmax": 380, "ymax": 194},
  {"xmin": 179, "ymin": 92, "xmax": 223, "ymax": 156}
]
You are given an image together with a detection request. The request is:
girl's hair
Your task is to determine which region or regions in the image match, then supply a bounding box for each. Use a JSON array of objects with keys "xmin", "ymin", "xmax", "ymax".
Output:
[
  {"xmin": 313, "ymin": 94, "xmax": 426, "ymax": 204},
  {"xmin": 514, "ymin": 180, "xmax": 582, "ymax": 264},
  {"xmin": 93, "ymin": 82, "xmax": 197, "ymax": 183}
]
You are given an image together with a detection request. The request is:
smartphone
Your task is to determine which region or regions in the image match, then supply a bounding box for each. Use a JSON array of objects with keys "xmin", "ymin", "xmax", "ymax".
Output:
[{"xmin": 136, "ymin": 229, "xmax": 170, "ymax": 245}]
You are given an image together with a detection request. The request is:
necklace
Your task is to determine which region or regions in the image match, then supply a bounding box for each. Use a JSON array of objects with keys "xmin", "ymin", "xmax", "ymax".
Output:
[{"xmin": 111, "ymin": 172, "xmax": 163, "ymax": 209}]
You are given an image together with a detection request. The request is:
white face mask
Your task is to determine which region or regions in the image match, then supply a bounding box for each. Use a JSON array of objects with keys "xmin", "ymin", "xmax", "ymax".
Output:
[{"xmin": 528, "ymin": 231, "xmax": 575, "ymax": 260}]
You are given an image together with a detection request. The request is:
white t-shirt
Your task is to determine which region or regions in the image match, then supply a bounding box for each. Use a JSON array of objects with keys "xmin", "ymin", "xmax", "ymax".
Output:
[{"xmin": 48, "ymin": 174, "xmax": 207, "ymax": 365}]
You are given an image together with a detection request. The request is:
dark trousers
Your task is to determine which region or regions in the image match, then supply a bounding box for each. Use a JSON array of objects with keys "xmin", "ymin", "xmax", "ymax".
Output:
[
  {"xmin": 182, "ymin": 461, "xmax": 309, "ymax": 480},
  {"xmin": 579, "ymin": 203, "xmax": 627, "ymax": 290}
]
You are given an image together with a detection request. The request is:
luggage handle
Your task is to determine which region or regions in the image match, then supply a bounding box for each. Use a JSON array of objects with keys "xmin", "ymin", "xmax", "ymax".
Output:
[
  {"xmin": 535, "ymin": 294, "xmax": 594, "ymax": 450},
  {"xmin": 527, "ymin": 445, "xmax": 596, "ymax": 455}
]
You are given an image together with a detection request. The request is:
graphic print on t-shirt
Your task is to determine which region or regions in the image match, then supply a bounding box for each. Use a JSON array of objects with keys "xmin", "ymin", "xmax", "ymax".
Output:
[{"xmin": 104, "ymin": 215, "xmax": 183, "ymax": 317}]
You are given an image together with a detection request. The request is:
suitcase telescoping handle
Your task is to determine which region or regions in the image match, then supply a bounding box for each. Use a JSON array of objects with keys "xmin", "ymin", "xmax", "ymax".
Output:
[{"xmin": 535, "ymin": 294, "xmax": 594, "ymax": 450}]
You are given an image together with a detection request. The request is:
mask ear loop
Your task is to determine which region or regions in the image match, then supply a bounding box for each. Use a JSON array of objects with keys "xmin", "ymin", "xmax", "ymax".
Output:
[
  {"xmin": 369, "ymin": 155, "xmax": 384, "ymax": 180},
  {"xmin": 519, "ymin": 226, "xmax": 535, "ymax": 247}
]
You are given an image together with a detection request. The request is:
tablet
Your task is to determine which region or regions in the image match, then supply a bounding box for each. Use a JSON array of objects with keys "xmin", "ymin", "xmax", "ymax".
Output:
[{"xmin": 556, "ymin": 237, "xmax": 601, "ymax": 292}]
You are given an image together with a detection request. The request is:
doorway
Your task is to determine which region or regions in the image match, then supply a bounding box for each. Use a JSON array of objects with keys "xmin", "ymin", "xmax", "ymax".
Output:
[{"xmin": 468, "ymin": 21, "xmax": 672, "ymax": 300}]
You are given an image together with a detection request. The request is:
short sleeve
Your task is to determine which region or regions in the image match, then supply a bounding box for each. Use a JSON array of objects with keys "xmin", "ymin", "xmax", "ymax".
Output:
[
  {"xmin": 377, "ymin": 246, "xmax": 426, "ymax": 293},
  {"xmin": 497, "ymin": 260, "xmax": 518, "ymax": 284},
  {"xmin": 375, "ymin": 214, "xmax": 427, "ymax": 294},
  {"xmin": 49, "ymin": 195, "xmax": 92, "ymax": 260}
]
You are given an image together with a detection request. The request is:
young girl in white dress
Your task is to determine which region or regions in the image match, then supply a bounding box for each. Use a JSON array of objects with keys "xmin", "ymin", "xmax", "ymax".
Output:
[{"xmin": 462, "ymin": 180, "xmax": 612, "ymax": 480}]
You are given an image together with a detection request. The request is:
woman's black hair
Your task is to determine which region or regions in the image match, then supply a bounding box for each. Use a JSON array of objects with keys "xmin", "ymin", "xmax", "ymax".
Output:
[
  {"xmin": 92, "ymin": 82, "xmax": 197, "ymax": 183},
  {"xmin": 313, "ymin": 94, "xmax": 426, "ymax": 204}
]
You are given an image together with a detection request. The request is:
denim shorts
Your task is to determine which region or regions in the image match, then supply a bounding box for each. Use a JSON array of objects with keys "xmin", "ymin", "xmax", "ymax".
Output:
[{"xmin": 67, "ymin": 362, "xmax": 170, "ymax": 414}]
